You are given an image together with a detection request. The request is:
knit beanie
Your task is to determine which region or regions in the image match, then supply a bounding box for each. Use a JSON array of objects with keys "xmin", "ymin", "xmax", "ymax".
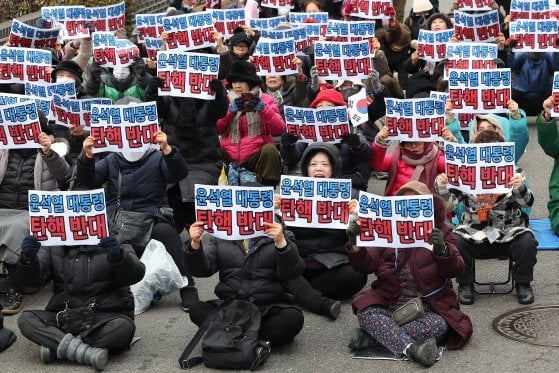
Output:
[
  {"xmin": 309, "ymin": 89, "xmax": 346, "ymax": 108},
  {"xmin": 50, "ymin": 60, "xmax": 83, "ymax": 83}
]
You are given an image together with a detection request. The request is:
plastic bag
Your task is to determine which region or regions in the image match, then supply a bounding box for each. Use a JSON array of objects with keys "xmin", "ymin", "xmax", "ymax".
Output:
[{"xmin": 131, "ymin": 239, "xmax": 188, "ymax": 315}]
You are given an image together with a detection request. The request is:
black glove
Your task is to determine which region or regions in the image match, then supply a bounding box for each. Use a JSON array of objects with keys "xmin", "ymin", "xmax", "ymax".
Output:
[
  {"xmin": 346, "ymin": 217, "xmax": 361, "ymax": 246},
  {"xmin": 342, "ymin": 134, "xmax": 361, "ymax": 150},
  {"xmin": 429, "ymin": 228, "xmax": 447, "ymax": 256},
  {"xmin": 281, "ymin": 132, "xmax": 299, "ymax": 148},
  {"xmin": 209, "ymin": 79, "xmax": 226, "ymax": 100},
  {"xmin": 131, "ymin": 57, "xmax": 146, "ymax": 77},
  {"xmin": 90, "ymin": 62, "xmax": 104, "ymax": 82},
  {"xmin": 21, "ymin": 235, "xmax": 41, "ymax": 263},
  {"xmin": 147, "ymin": 76, "xmax": 165, "ymax": 93},
  {"xmin": 98, "ymin": 236, "xmax": 123, "ymax": 263},
  {"xmin": 508, "ymin": 39, "xmax": 518, "ymax": 50}
]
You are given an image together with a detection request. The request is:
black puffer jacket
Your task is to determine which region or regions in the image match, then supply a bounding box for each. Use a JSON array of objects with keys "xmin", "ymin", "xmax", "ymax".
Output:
[
  {"xmin": 184, "ymin": 229, "xmax": 304, "ymax": 306},
  {"xmin": 76, "ymin": 148, "xmax": 188, "ymax": 220},
  {"xmin": 287, "ymin": 143, "xmax": 351, "ymax": 267},
  {"xmin": 18, "ymin": 235, "xmax": 145, "ymax": 318}
]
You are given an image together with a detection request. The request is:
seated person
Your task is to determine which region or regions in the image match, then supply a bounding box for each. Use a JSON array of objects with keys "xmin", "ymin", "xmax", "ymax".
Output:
[
  {"xmin": 435, "ymin": 130, "xmax": 537, "ymax": 305},
  {"xmin": 17, "ymin": 233, "xmax": 145, "ymax": 371},
  {"xmin": 184, "ymin": 217, "xmax": 305, "ymax": 346},
  {"xmin": 217, "ymin": 61, "xmax": 285, "ymax": 186},
  {"xmin": 346, "ymin": 181, "xmax": 472, "ymax": 367}
]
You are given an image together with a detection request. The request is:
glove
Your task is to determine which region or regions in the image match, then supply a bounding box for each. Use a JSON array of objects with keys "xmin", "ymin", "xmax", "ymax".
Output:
[
  {"xmin": 21, "ymin": 235, "xmax": 41, "ymax": 263},
  {"xmin": 342, "ymin": 134, "xmax": 361, "ymax": 150},
  {"xmin": 250, "ymin": 97, "xmax": 266, "ymax": 112},
  {"xmin": 229, "ymin": 97, "xmax": 245, "ymax": 113},
  {"xmin": 147, "ymin": 76, "xmax": 166, "ymax": 93},
  {"xmin": 99, "ymin": 236, "xmax": 123, "ymax": 263},
  {"xmin": 90, "ymin": 62, "xmax": 104, "ymax": 82},
  {"xmin": 35, "ymin": 18, "xmax": 51, "ymax": 29},
  {"xmin": 131, "ymin": 57, "xmax": 146, "ymax": 77},
  {"xmin": 209, "ymin": 79, "xmax": 226, "ymax": 100},
  {"xmin": 508, "ymin": 39, "xmax": 518, "ymax": 50},
  {"xmin": 369, "ymin": 69, "xmax": 383, "ymax": 94},
  {"xmin": 429, "ymin": 228, "xmax": 447, "ymax": 256},
  {"xmin": 346, "ymin": 217, "xmax": 361, "ymax": 246},
  {"xmin": 281, "ymin": 132, "xmax": 298, "ymax": 148}
]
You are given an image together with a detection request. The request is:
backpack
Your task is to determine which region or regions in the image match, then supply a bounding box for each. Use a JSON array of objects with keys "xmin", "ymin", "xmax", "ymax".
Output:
[{"xmin": 179, "ymin": 299, "xmax": 271, "ymax": 370}]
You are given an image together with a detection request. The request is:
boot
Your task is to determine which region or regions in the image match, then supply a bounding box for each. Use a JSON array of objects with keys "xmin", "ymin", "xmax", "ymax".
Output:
[
  {"xmin": 180, "ymin": 286, "xmax": 199, "ymax": 313},
  {"xmin": 40, "ymin": 345, "xmax": 57, "ymax": 363},
  {"xmin": 321, "ymin": 300, "xmax": 341, "ymax": 320},
  {"xmin": 404, "ymin": 338, "xmax": 438, "ymax": 367},
  {"xmin": 57, "ymin": 333, "xmax": 108, "ymax": 371},
  {"xmin": 1, "ymin": 289, "xmax": 23, "ymax": 315}
]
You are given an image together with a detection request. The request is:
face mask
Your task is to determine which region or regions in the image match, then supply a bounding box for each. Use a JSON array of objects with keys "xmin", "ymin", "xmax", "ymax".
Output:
[
  {"xmin": 121, "ymin": 151, "xmax": 145, "ymax": 162},
  {"xmin": 417, "ymin": 15, "xmax": 427, "ymax": 28},
  {"xmin": 56, "ymin": 76, "xmax": 75, "ymax": 84},
  {"xmin": 113, "ymin": 67, "xmax": 130, "ymax": 80}
]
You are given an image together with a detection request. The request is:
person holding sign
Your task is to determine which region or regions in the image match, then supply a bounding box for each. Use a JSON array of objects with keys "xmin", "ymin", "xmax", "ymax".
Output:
[
  {"xmin": 77, "ymin": 125, "xmax": 199, "ymax": 312},
  {"xmin": 435, "ymin": 130, "xmax": 537, "ymax": 305},
  {"xmin": 217, "ymin": 60, "xmax": 286, "ymax": 186},
  {"xmin": 0, "ymin": 115, "xmax": 70, "ymax": 315},
  {"xmin": 184, "ymin": 217, "xmax": 305, "ymax": 346},
  {"xmin": 346, "ymin": 181, "xmax": 471, "ymax": 367},
  {"xmin": 16, "ymin": 232, "xmax": 145, "ymax": 371}
]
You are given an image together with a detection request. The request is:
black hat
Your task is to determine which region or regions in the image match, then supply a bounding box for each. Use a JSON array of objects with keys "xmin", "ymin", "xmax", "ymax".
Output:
[
  {"xmin": 51, "ymin": 60, "xmax": 83, "ymax": 84},
  {"xmin": 227, "ymin": 61, "xmax": 261, "ymax": 88},
  {"xmin": 228, "ymin": 31, "xmax": 250, "ymax": 47}
]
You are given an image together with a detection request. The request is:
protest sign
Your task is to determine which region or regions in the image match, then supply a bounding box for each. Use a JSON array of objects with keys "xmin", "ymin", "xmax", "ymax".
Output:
[
  {"xmin": 207, "ymin": 0, "xmax": 241, "ymax": 8},
  {"xmin": 551, "ymin": 72, "xmax": 559, "ymax": 117},
  {"xmin": 157, "ymin": 51, "xmax": 219, "ymax": 99},
  {"xmin": 0, "ymin": 46, "xmax": 51, "ymax": 84},
  {"xmin": 41, "ymin": 6, "xmax": 89, "ymax": 39},
  {"xmin": 289, "ymin": 12, "xmax": 329, "ymax": 24},
  {"xmin": 294, "ymin": 23, "xmax": 323, "ymax": 46},
  {"xmin": 444, "ymin": 141, "xmax": 515, "ymax": 195},
  {"xmin": 314, "ymin": 41, "xmax": 371, "ymax": 80},
  {"xmin": 384, "ymin": 98, "xmax": 446, "ymax": 141},
  {"xmin": 325, "ymin": 19, "xmax": 376, "ymax": 44},
  {"xmin": 86, "ymin": 2, "xmax": 126, "ymax": 33},
  {"xmin": 195, "ymin": 184, "xmax": 274, "ymax": 240},
  {"xmin": 356, "ymin": 191, "xmax": 434, "ymax": 249},
  {"xmin": 455, "ymin": 0, "xmax": 494, "ymax": 10},
  {"xmin": 29, "ymin": 189, "xmax": 108, "ymax": 246},
  {"xmin": 9, "ymin": 19, "xmax": 60, "ymax": 49},
  {"xmin": 249, "ymin": 15, "xmax": 287, "ymax": 31},
  {"xmin": 135, "ymin": 13, "xmax": 165, "ymax": 43},
  {"xmin": 261, "ymin": 26, "xmax": 308, "ymax": 53},
  {"xmin": 53, "ymin": 96, "xmax": 112, "ymax": 128},
  {"xmin": 509, "ymin": 19, "xmax": 559, "ymax": 51},
  {"xmin": 347, "ymin": 88, "xmax": 371, "ymax": 125},
  {"xmin": 447, "ymin": 68, "xmax": 511, "ymax": 114},
  {"xmin": 89, "ymin": 101, "xmax": 159, "ymax": 154},
  {"xmin": 92, "ymin": 32, "xmax": 140, "ymax": 68},
  {"xmin": 510, "ymin": 0, "xmax": 552, "ymax": 20},
  {"xmin": 284, "ymin": 105, "xmax": 350, "ymax": 143},
  {"xmin": 25, "ymin": 81, "xmax": 76, "ymax": 121},
  {"xmin": 349, "ymin": 0, "xmax": 393, "ymax": 19},
  {"xmin": 0, "ymin": 92, "xmax": 52, "ymax": 123},
  {"xmin": 416, "ymin": 29, "xmax": 454, "ymax": 62},
  {"xmin": 0, "ymin": 101, "xmax": 42, "ymax": 149},
  {"xmin": 260, "ymin": 0, "xmax": 294, "ymax": 10},
  {"xmin": 279, "ymin": 175, "xmax": 351, "ymax": 228},
  {"xmin": 454, "ymin": 10, "xmax": 500, "ymax": 42},
  {"xmin": 444, "ymin": 42, "xmax": 498, "ymax": 79},
  {"xmin": 429, "ymin": 91, "xmax": 476, "ymax": 130},
  {"xmin": 210, "ymin": 8, "xmax": 246, "ymax": 37},
  {"xmin": 253, "ymin": 38, "xmax": 298, "ymax": 76},
  {"xmin": 145, "ymin": 37, "xmax": 164, "ymax": 61},
  {"xmin": 162, "ymin": 12, "xmax": 215, "ymax": 52}
]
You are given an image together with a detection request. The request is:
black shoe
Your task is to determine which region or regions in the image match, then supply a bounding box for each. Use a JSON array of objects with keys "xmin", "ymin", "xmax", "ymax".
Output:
[
  {"xmin": 373, "ymin": 171, "xmax": 388, "ymax": 180},
  {"xmin": 457, "ymin": 284, "xmax": 475, "ymax": 305},
  {"xmin": 180, "ymin": 287, "xmax": 199, "ymax": 313},
  {"xmin": 1, "ymin": 289, "xmax": 23, "ymax": 315},
  {"xmin": 516, "ymin": 283, "xmax": 534, "ymax": 305},
  {"xmin": 348, "ymin": 328, "xmax": 375, "ymax": 350},
  {"xmin": 405, "ymin": 338, "xmax": 438, "ymax": 367},
  {"xmin": 328, "ymin": 301, "xmax": 341, "ymax": 320}
]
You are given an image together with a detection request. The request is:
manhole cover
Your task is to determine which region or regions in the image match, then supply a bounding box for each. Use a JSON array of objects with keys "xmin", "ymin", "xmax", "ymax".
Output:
[{"xmin": 492, "ymin": 305, "xmax": 559, "ymax": 346}]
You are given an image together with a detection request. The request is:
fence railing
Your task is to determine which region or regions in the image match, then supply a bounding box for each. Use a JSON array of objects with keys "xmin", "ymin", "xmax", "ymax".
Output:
[{"xmin": 0, "ymin": 0, "xmax": 170, "ymax": 43}]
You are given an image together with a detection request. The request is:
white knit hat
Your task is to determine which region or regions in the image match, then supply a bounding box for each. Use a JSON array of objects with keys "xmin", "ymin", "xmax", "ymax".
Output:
[{"xmin": 413, "ymin": 0, "xmax": 433, "ymax": 13}]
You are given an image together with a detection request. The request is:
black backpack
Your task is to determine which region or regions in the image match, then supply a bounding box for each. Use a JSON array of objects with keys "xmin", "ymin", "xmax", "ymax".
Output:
[{"xmin": 179, "ymin": 299, "xmax": 271, "ymax": 370}]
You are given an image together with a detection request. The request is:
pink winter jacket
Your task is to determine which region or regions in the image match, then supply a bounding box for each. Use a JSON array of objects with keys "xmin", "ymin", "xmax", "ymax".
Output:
[{"xmin": 217, "ymin": 93, "xmax": 286, "ymax": 163}]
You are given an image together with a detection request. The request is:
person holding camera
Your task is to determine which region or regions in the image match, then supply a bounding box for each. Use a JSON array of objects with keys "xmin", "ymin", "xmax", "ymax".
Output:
[
  {"xmin": 16, "ymin": 233, "xmax": 145, "ymax": 371},
  {"xmin": 346, "ymin": 181, "xmax": 472, "ymax": 367}
]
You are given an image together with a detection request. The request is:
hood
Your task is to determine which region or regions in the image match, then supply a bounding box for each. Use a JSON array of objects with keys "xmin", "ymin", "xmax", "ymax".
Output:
[
  {"xmin": 469, "ymin": 114, "xmax": 505, "ymax": 142},
  {"xmin": 300, "ymin": 142, "xmax": 342, "ymax": 178}
]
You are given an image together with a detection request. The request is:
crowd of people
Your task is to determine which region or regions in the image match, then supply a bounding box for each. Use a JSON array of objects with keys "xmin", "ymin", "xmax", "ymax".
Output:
[{"xmin": 0, "ymin": 0, "xmax": 557, "ymax": 370}]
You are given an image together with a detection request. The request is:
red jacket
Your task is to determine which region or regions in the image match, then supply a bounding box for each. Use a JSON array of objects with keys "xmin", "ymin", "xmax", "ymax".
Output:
[
  {"xmin": 348, "ymin": 197, "xmax": 473, "ymax": 350},
  {"xmin": 217, "ymin": 93, "xmax": 285, "ymax": 162}
]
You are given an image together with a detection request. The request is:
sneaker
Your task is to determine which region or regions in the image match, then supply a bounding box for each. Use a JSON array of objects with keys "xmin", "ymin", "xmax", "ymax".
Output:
[
  {"xmin": 40, "ymin": 346, "xmax": 57, "ymax": 364},
  {"xmin": 348, "ymin": 328, "xmax": 375, "ymax": 350},
  {"xmin": 328, "ymin": 301, "xmax": 341, "ymax": 320},
  {"xmin": 405, "ymin": 338, "xmax": 438, "ymax": 367},
  {"xmin": 180, "ymin": 287, "xmax": 199, "ymax": 313},
  {"xmin": 457, "ymin": 284, "xmax": 475, "ymax": 305},
  {"xmin": 516, "ymin": 283, "xmax": 534, "ymax": 305},
  {"xmin": 1, "ymin": 289, "xmax": 23, "ymax": 315}
]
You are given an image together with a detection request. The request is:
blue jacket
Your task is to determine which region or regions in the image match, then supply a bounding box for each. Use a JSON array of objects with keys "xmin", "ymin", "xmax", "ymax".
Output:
[{"xmin": 508, "ymin": 52, "xmax": 559, "ymax": 98}]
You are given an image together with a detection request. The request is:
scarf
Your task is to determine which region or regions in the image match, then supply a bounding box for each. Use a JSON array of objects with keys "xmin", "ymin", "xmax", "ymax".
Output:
[
  {"xmin": 266, "ymin": 88, "xmax": 284, "ymax": 108},
  {"xmin": 384, "ymin": 142, "xmax": 439, "ymax": 195},
  {"xmin": 226, "ymin": 87, "xmax": 263, "ymax": 144}
]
